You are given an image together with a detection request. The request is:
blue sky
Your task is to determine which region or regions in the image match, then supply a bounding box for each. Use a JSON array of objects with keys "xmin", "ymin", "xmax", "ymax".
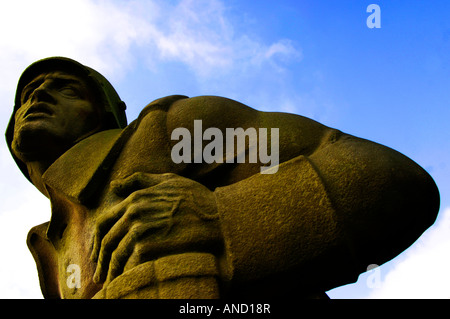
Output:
[{"xmin": 0, "ymin": 0, "xmax": 448, "ymax": 298}]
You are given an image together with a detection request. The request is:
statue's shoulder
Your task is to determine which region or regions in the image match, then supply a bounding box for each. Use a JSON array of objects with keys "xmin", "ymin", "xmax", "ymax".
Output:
[
  {"xmin": 134, "ymin": 95, "xmax": 260, "ymax": 134},
  {"xmin": 168, "ymin": 95, "xmax": 257, "ymax": 117},
  {"xmin": 139, "ymin": 95, "xmax": 254, "ymax": 117},
  {"xmin": 165, "ymin": 95, "xmax": 260, "ymax": 131},
  {"xmin": 136, "ymin": 95, "xmax": 190, "ymax": 119}
]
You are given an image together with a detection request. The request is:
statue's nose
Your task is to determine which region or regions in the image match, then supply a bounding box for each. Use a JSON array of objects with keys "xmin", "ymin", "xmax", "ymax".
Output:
[{"xmin": 30, "ymin": 84, "xmax": 56, "ymax": 104}]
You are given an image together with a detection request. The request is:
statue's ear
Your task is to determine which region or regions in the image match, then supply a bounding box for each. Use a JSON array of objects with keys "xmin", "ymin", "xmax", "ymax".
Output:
[{"xmin": 27, "ymin": 222, "xmax": 61, "ymax": 299}]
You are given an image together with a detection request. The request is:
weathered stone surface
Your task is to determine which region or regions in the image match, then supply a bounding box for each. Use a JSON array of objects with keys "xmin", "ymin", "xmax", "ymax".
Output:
[{"xmin": 6, "ymin": 57, "xmax": 440, "ymax": 299}]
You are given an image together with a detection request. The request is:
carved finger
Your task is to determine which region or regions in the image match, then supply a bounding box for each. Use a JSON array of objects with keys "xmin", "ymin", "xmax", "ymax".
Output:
[
  {"xmin": 90, "ymin": 201, "xmax": 129, "ymax": 263},
  {"xmin": 110, "ymin": 172, "xmax": 170, "ymax": 197},
  {"xmin": 93, "ymin": 206, "xmax": 133, "ymax": 284},
  {"xmin": 103, "ymin": 223, "xmax": 144, "ymax": 285},
  {"xmin": 104, "ymin": 219, "xmax": 171, "ymax": 285},
  {"xmin": 90, "ymin": 188, "xmax": 152, "ymax": 262},
  {"xmin": 93, "ymin": 199, "xmax": 173, "ymax": 284}
]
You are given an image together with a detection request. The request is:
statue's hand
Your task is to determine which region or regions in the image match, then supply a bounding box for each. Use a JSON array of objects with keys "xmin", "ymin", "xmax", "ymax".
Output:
[{"xmin": 90, "ymin": 172, "xmax": 222, "ymax": 285}]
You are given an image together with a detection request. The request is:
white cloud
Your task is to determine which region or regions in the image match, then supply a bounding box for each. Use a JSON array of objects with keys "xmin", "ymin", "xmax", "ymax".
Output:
[
  {"xmin": 51, "ymin": 0, "xmax": 300, "ymax": 77},
  {"xmin": 0, "ymin": 181, "xmax": 49, "ymax": 298},
  {"xmin": 150, "ymin": 0, "xmax": 233, "ymax": 69},
  {"xmin": 0, "ymin": 0, "xmax": 154, "ymax": 89},
  {"xmin": 142, "ymin": 0, "xmax": 302, "ymax": 76},
  {"xmin": 367, "ymin": 207, "xmax": 450, "ymax": 299},
  {"xmin": 251, "ymin": 39, "xmax": 302, "ymax": 71},
  {"xmin": 0, "ymin": 0, "xmax": 301, "ymax": 106}
]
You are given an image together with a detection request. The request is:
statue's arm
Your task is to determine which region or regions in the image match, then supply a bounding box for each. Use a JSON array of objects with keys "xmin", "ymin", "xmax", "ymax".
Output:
[
  {"xmin": 165, "ymin": 95, "xmax": 330, "ymax": 184},
  {"xmin": 166, "ymin": 96, "xmax": 440, "ymax": 290},
  {"xmin": 214, "ymin": 133, "xmax": 439, "ymax": 290}
]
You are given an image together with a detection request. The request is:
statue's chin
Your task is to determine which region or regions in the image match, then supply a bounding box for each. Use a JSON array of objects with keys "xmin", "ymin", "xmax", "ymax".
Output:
[{"xmin": 12, "ymin": 127, "xmax": 68, "ymax": 163}]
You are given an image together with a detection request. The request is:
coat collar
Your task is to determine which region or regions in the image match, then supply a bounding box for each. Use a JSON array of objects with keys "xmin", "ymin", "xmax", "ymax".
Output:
[{"xmin": 42, "ymin": 128, "xmax": 128, "ymax": 205}]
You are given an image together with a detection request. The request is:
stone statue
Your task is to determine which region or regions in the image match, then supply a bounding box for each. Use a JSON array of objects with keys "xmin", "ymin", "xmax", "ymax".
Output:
[{"xmin": 6, "ymin": 57, "xmax": 440, "ymax": 299}]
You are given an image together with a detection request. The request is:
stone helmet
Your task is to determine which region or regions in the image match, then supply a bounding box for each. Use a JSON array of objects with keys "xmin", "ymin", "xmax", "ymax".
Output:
[{"xmin": 5, "ymin": 56, "xmax": 128, "ymax": 182}]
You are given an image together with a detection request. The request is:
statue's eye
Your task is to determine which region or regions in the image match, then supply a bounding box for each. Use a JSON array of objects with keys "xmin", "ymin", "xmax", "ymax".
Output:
[{"xmin": 59, "ymin": 86, "xmax": 79, "ymax": 97}]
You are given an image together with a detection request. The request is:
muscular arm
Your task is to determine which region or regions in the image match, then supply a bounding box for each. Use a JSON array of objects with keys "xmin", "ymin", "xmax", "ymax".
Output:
[
  {"xmin": 166, "ymin": 95, "xmax": 440, "ymax": 291},
  {"xmin": 166, "ymin": 95, "xmax": 333, "ymax": 185}
]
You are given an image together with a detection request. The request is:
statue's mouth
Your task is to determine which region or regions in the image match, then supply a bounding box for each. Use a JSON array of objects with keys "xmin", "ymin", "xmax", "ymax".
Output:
[{"xmin": 24, "ymin": 102, "xmax": 54, "ymax": 118}]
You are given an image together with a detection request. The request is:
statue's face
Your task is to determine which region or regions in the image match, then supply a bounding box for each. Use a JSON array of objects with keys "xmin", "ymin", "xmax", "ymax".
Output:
[{"xmin": 12, "ymin": 71, "xmax": 101, "ymax": 160}]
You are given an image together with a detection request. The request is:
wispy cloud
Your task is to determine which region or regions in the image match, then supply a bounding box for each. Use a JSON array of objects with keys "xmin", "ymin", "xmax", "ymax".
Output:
[
  {"xmin": 0, "ymin": 0, "xmax": 301, "ymax": 91},
  {"xmin": 0, "ymin": 0, "xmax": 153, "ymax": 89},
  {"xmin": 142, "ymin": 0, "xmax": 302, "ymax": 76}
]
